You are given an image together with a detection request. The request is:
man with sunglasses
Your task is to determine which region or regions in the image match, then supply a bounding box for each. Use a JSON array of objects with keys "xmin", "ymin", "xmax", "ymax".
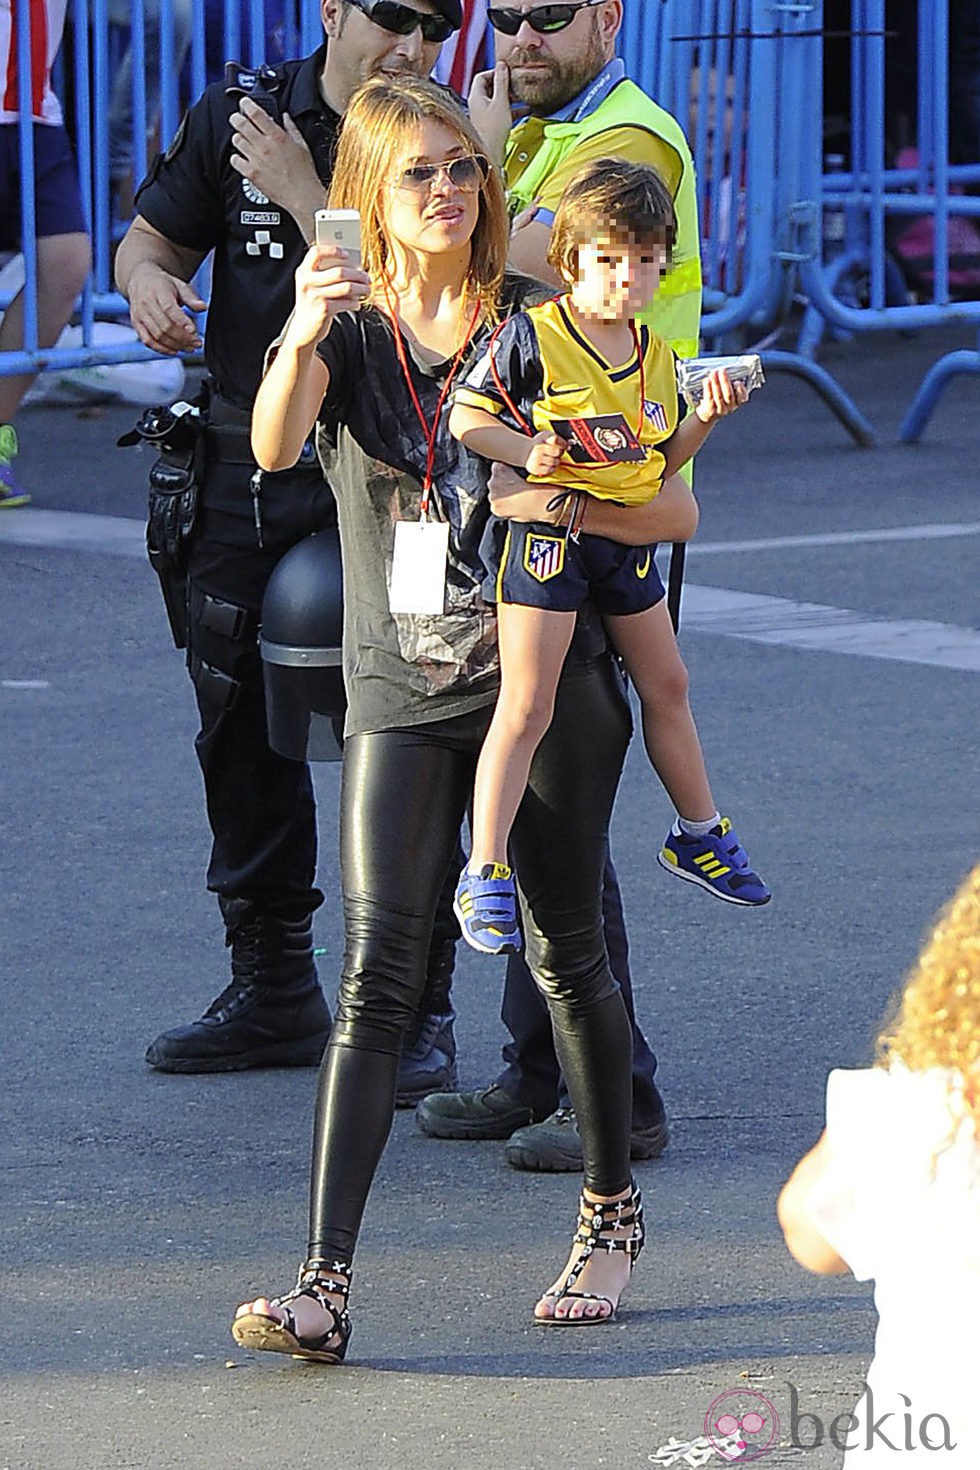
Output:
[
  {"xmin": 418, "ymin": 0, "xmax": 702, "ymax": 1171},
  {"xmin": 114, "ymin": 0, "xmax": 463, "ymax": 1090},
  {"xmin": 471, "ymin": 0, "xmax": 700, "ymax": 341}
]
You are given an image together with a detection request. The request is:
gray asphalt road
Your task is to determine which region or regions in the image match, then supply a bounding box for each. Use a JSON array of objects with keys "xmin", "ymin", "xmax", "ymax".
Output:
[{"xmin": 1, "ymin": 324, "xmax": 977, "ymax": 1470}]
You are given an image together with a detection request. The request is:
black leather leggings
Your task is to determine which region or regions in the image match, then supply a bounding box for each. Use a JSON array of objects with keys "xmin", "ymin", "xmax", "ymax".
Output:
[{"xmin": 308, "ymin": 653, "xmax": 634, "ymax": 1263}]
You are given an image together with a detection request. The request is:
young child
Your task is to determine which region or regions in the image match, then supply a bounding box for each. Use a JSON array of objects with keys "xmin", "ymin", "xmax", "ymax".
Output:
[
  {"xmin": 777, "ymin": 865, "xmax": 980, "ymax": 1464},
  {"xmin": 448, "ymin": 156, "xmax": 769, "ymax": 956}
]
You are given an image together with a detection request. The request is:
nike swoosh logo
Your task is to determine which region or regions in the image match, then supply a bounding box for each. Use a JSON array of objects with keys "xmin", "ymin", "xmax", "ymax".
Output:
[
  {"xmin": 636, "ymin": 550, "xmax": 651, "ymax": 579},
  {"xmin": 546, "ymin": 382, "xmax": 589, "ymax": 396}
]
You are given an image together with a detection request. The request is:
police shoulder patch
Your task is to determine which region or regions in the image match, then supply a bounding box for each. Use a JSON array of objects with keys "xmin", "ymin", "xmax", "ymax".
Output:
[
  {"xmin": 241, "ymin": 176, "xmax": 271, "ymax": 205},
  {"xmin": 162, "ymin": 113, "xmax": 189, "ymax": 164}
]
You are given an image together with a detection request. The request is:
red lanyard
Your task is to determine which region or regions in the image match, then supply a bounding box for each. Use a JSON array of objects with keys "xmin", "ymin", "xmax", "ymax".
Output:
[
  {"xmin": 381, "ymin": 279, "xmax": 483, "ymax": 518},
  {"xmin": 631, "ymin": 323, "xmax": 646, "ymax": 439}
]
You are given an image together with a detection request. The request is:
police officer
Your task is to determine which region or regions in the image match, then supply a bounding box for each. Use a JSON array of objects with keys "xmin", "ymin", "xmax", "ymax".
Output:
[{"xmin": 115, "ymin": 0, "xmax": 464, "ymax": 1082}]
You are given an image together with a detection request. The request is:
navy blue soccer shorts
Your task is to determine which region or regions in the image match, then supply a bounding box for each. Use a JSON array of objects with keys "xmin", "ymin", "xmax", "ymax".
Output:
[
  {"xmin": 482, "ymin": 518, "xmax": 665, "ymax": 616},
  {"xmin": 0, "ymin": 123, "xmax": 87, "ymax": 251}
]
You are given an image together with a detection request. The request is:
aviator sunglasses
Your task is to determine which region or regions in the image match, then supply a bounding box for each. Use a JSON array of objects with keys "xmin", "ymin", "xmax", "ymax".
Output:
[
  {"xmin": 487, "ymin": 0, "xmax": 603, "ymax": 35},
  {"xmin": 345, "ymin": 0, "xmax": 457, "ymax": 43},
  {"xmin": 392, "ymin": 154, "xmax": 490, "ymax": 194}
]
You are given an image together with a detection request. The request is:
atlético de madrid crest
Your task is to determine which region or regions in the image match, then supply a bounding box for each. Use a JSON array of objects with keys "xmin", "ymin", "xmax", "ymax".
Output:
[{"xmin": 524, "ymin": 534, "xmax": 565, "ymax": 583}]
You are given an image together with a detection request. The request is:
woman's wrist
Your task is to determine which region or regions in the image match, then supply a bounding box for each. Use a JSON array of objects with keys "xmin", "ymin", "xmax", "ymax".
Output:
[{"xmin": 282, "ymin": 324, "xmax": 328, "ymax": 362}]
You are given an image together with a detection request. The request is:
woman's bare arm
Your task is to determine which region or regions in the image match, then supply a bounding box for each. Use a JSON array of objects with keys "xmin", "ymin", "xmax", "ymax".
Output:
[
  {"xmin": 488, "ymin": 466, "xmax": 700, "ymax": 545},
  {"xmin": 252, "ymin": 337, "xmax": 330, "ymax": 470},
  {"xmin": 250, "ymin": 240, "xmax": 369, "ymax": 470}
]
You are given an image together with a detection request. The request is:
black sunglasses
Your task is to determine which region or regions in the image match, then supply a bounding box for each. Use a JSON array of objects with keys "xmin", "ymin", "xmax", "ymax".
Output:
[
  {"xmin": 486, "ymin": 1, "xmax": 602, "ymax": 36},
  {"xmin": 346, "ymin": 0, "xmax": 457, "ymax": 43}
]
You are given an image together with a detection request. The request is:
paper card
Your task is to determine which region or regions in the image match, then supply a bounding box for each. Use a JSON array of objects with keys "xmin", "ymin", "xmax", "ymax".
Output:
[
  {"xmin": 388, "ymin": 518, "xmax": 450, "ymax": 615},
  {"xmin": 548, "ymin": 412, "xmax": 647, "ymax": 464}
]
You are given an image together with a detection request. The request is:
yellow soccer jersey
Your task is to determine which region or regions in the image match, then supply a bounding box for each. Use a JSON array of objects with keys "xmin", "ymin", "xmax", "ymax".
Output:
[{"xmin": 454, "ymin": 296, "xmax": 680, "ymax": 507}]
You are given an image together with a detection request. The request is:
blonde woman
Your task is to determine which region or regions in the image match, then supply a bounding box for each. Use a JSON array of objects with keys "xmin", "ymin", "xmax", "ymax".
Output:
[
  {"xmin": 778, "ymin": 865, "xmax": 980, "ymax": 1463},
  {"xmin": 231, "ymin": 76, "xmax": 698, "ymax": 1363}
]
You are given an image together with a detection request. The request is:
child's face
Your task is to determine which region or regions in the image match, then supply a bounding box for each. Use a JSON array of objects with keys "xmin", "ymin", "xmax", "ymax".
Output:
[{"xmin": 567, "ymin": 229, "xmax": 668, "ymax": 322}]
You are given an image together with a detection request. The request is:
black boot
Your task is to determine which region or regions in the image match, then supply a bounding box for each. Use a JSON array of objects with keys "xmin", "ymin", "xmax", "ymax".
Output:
[
  {"xmin": 395, "ymin": 1009, "xmax": 458, "ymax": 1108},
  {"xmin": 145, "ymin": 900, "xmax": 331, "ymax": 1073}
]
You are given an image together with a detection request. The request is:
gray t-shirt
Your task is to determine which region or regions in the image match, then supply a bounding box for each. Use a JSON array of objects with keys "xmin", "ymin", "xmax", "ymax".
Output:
[{"xmin": 315, "ymin": 277, "xmax": 607, "ymax": 738}]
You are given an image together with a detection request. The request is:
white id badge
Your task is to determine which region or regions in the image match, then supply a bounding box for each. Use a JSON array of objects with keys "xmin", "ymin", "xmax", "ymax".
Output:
[{"xmin": 388, "ymin": 519, "xmax": 450, "ymax": 615}]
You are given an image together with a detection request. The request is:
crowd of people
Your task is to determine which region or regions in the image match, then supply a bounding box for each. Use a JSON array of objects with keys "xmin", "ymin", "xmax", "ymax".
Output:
[{"xmin": 5, "ymin": 0, "xmax": 978, "ymax": 1453}]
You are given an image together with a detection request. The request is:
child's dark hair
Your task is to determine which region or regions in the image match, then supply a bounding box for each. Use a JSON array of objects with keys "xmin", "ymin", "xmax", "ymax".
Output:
[{"xmin": 547, "ymin": 156, "xmax": 676, "ymax": 282}]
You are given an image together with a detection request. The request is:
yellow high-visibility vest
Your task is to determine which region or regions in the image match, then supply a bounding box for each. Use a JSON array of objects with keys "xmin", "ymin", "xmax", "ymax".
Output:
[{"xmin": 505, "ymin": 77, "xmax": 702, "ymax": 360}]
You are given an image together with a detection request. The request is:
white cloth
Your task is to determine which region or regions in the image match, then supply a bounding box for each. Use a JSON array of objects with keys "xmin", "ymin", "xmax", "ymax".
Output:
[{"xmin": 810, "ymin": 1064, "xmax": 980, "ymax": 1464}]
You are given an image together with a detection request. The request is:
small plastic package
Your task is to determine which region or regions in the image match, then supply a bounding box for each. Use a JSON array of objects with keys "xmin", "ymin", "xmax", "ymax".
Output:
[{"xmin": 676, "ymin": 353, "xmax": 765, "ymax": 409}]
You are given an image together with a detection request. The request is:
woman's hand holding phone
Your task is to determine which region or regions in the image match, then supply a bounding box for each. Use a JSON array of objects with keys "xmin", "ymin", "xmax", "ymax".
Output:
[{"xmin": 287, "ymin": 236, "xmax": 370, "ymax": 351}]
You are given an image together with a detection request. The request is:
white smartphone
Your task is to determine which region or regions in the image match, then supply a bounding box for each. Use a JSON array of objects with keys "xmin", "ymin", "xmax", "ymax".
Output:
[{"xmin": 314, "ymin": 208, "xmax": 361, "ymax": 268}]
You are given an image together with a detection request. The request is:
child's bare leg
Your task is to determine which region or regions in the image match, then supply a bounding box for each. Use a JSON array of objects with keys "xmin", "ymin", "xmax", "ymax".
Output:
[
  {"xmin": 0, "ymin": 233, "xmax": 92, "ymax": 423},
  {"xmin": 607, "ymin": 599, "xmax": 771, "ymax": 906},
  {"xmin": 469, "ymin": 603, "xmax": 577, "ymax": 870},
  {"xmin": 605, "ymin": 599, "xmax": 715, "ymax": 822}
]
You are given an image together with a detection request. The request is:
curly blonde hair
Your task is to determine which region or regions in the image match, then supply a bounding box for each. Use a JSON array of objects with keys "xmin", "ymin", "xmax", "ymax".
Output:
[
  {"xmin": 877, "ymin": 865, "xmax": 980, "ymax": 1122},
  {"xmin": 327, "ymin": 75, "xmax": 507, "ymax": 325}
]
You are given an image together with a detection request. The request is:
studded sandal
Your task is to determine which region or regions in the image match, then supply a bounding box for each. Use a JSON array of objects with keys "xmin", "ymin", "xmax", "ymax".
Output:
[
  {"xmin": 231, "ymin": 1258, "xmax": 352, "ymax": 1364},
  {"xmin": 537, "ymin": 1183, "xmax": 644, "ymax": 1325}
]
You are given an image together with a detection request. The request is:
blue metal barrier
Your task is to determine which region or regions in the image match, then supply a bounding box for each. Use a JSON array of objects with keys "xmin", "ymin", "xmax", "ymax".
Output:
[
  {"xmin": 789, "ymin": 0, "xmax": 980, "ymax": 440},
  {"xmin": 621, "ymin": 1, "xmax": 980, "ymax": 443},
  {"xmin": 1, "ymin": 0, "xmax": 323, "ymax": 384},
  {"xmin": 2, "ymin": 0, "xmax": 185, "ymax": 377},
  {"xmin": 626, "ymin": 0, "xmax": 783, "ymax": 337},
  {"xmin": 620, "ymin": 0, "xmax": 876, "ymax": 445}
]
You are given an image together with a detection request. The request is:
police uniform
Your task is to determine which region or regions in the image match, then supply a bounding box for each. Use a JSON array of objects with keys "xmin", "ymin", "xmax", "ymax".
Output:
[
  {"xmin": 455, "ymin": 296, "xmax": 679, "ymax": 614},
  {"xmin": 133, "ymin": 50, "xmax": 341, "ymax": 1070}
]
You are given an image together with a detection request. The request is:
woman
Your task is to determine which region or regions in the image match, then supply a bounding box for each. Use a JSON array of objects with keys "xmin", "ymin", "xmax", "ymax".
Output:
[
  {"xmin": 778, "ymin": 866, "xmax": 980, "ymax": 1463},
  {"xmin": 232, "ymin": 75, "xmax": 697, "ymax": 1363}
]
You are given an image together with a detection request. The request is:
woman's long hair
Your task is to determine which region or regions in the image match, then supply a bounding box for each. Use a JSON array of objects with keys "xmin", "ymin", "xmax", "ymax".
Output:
[
  {"xmin": 877, "ymin": 864, "xmax": 980, "ymax": 1123},
  {"xmin": 328, "ymin": 75, "xmax": 508, "ymax": 324}
]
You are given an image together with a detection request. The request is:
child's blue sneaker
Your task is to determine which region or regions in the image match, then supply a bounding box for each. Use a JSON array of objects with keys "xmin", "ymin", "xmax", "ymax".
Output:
[
  {"xmin": 454, "ymin": 863, "xmax": 521, "ymax": 955},
  {"xmin": 0, "ymin": 424, "xmax": 31, "ymax": 508},
  {"xmin": 658, "ymin": 818, "xmax": 771, "ymax": 907}
]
